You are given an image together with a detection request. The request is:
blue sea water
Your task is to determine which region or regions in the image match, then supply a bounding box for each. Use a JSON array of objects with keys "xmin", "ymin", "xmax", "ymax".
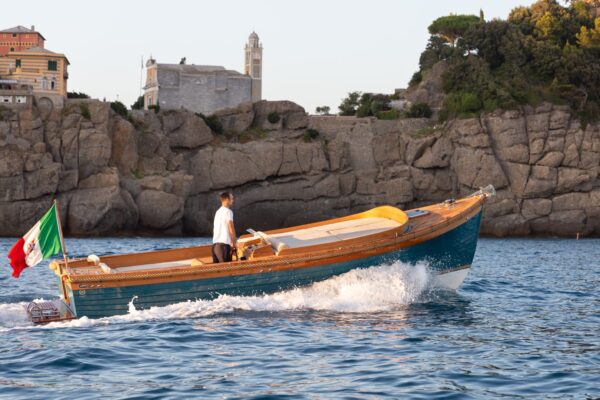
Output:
[{"xmin": 0, "ymin": 237, "xmax": 598, "ymax": 399}]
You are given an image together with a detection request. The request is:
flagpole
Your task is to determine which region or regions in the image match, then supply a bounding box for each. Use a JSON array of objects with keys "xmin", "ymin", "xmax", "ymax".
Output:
[{"xmin": 53, "ymin": 199, "xmax": 70, "ymax": 305}]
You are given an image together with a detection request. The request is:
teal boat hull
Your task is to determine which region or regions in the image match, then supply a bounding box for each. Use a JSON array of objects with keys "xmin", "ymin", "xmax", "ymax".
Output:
[{"xmin": 68, "ymin": 211, "xmax": 482, "ymax": 319}]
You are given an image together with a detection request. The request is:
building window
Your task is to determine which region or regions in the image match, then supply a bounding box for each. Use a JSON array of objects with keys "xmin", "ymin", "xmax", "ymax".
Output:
[
  {"xmin": 10, "ymin": 47, "xmax": 14, "ymax": 52},
  {"xmin": 48, "ymin": 60, "xmax": 58, "ymax": 71},
  {"xmin": 12, "ymin": 33, "xmax": 16, "ymax": 38},
  {"xmin": 15, "ymin": 59, "xmax": 21, "ymax": 68},
  {"xmin": 51, "ymin": 81, "xmax": 56, "ymax": 90}
]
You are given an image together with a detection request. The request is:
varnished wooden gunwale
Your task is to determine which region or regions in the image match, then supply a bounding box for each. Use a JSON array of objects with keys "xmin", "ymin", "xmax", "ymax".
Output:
[{"xmin": 54, "ymin": 195, "xmax": 485, "ymax": 291}]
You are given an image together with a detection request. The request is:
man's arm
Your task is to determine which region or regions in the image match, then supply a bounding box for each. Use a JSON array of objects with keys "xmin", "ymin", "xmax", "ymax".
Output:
[{"xmin": 228, "ymin": 220, "xmax": 237, "ymax": 248}]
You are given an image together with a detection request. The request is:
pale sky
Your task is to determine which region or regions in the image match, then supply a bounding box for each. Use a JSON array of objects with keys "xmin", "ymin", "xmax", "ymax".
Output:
[{"xmin": 2, "ymin": 0, "xmax": 537, "ymax": 114}]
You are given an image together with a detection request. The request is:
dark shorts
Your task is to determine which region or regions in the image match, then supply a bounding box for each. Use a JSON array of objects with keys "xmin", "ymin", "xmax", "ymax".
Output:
[{"xmin": 212, "ymin": 243, "xmax": 232, "ymax": 263}]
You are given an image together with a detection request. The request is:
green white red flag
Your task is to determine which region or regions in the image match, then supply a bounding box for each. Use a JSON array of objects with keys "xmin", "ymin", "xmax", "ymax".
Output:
[{"xmin": 7, "ymin": 204, "xmax": 63, "ymax": 278}]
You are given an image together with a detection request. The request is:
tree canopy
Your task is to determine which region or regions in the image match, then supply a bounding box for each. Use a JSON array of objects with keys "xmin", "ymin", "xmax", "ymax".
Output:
[
  {"xmin": 337, "ymin": 92, "xmax": 397, "ymax": 118},
  {"xmin": 131, "ymin": 95, "xmax": 144, "ymax": 110},
  {"xmin": 338, "ymin": 92, "xmax": 361, "ymax": 116},
  {"xmin": 315, "ymin": 106, "xmax": 331, "ymax": 115},
  {"xmin": 577, "ymin": 17, "xmax": 600, "ymax": 48},
  {"xmin": 428, "ymin": 14, "xmax": 480, "ymax": 45},
  {"xmin": 414, "ymin": 0, "xmax": 600, "ymax": 124}
]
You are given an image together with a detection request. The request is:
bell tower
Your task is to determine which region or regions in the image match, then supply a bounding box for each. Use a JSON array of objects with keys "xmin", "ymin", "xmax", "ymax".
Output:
[{"xmin": 244, "ymin": 31, "xmax": 262, "ymax": 102}]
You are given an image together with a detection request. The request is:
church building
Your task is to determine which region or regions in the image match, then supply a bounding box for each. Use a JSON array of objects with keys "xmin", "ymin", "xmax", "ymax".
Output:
[{"xmin": 144, "ymin": 32, "xmax": 263, "ymax": 115}]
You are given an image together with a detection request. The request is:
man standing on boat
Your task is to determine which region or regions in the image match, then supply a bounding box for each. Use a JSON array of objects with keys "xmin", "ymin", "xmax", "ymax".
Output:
[{"xmin": 212, "ymin": 191, "xmax": 237, "ymax": 263}]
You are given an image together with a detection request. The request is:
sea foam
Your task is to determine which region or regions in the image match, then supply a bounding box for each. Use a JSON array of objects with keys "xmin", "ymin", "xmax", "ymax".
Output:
[{"xmin": 0, "ymin": 261, "xmax": 430, "ymax": 331}]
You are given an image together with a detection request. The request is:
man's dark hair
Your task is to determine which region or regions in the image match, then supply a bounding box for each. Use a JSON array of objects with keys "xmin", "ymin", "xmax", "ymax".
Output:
[{"xmin": 219, "ymin": 191, "xmax": 232, "ymax": 201}]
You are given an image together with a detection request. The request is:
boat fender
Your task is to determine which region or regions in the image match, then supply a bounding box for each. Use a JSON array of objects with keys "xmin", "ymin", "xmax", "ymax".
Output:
[
  {"xmin": 99, "ymin": 263, "xmax": 113, "ymax": 274},
  {"xmin": 87, "ymin": 254, "xmax": 100, "ymax": 266}
]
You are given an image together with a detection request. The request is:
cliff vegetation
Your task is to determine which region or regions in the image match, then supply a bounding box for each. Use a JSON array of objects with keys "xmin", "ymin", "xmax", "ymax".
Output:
[{"xmin": 416, "ymin": 0, "xmax": 600, "ymax": 123}]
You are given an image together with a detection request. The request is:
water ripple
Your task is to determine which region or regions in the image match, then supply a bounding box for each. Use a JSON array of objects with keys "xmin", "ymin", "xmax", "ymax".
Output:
[{"xmin": 0, "ymin": 237, "xmax": 598, "ymax": 399}]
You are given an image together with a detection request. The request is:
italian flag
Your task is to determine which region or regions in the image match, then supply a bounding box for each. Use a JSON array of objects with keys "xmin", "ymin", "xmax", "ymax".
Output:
[{"xmin": 8, "ymin": 204, "xmax": 63, "ymax": 278}]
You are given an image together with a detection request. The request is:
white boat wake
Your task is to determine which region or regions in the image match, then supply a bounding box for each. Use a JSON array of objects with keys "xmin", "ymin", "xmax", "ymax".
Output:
[{"xmin": 0, "ymin": 261, "xmax": 431, "ymax": 331}]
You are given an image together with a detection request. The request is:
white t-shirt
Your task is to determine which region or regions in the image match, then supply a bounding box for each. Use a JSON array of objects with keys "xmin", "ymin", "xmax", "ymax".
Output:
[{"xmin": 212, "ymin": 206, "xmax": 234, "ymax": 245}]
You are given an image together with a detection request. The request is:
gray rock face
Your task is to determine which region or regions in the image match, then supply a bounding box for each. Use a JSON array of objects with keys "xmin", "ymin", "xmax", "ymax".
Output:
[
  {"xmin": 161, "ymin": 111, "xmax": 213, "ymax": 149},
  {"xmin": 0, "ymin": 197, "xmax": 54, "ymax": 236},
  {"xmin": 0, "ymin": 148, "xmax": 24, "ymax": 177},
  {"xmin": 213, "ymin": 102, "xmax": 255, "ymax": 133},
  {"xmin": 405, "ymin": 60, "xmax": 447, "ymax": 113},
  {"xmin": 253, "ymin": 100, "xmax": 308, "ymax": 131},
  {"xmin": 78, "ymin": 128, "xmax": 111, "ymax": 179},
  {"xmin": 111, "ymin": 118, "xmax": 138, "ymax": 176},
  {"xmin": 137, "ymin": 190, "xmax": 184, "ymax": 229},
  {"xmin": 1, "ymin": 99, "xmax": 600, "ymax": 237},
  {"xmin": 68, "ymin": 187, "xmax": 138, "ymax": 235}
]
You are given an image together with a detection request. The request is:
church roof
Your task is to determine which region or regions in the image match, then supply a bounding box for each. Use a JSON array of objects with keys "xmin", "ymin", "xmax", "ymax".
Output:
[
  {"xmin": 249, "ymin": 31, "xmax": 259, "ymax": 40},
  {"xmin": 0, "ymin": 25, "xmax": 45, "ymax": 40},
  {"xmin": 156, "ymin": 63, "xmax": 244, "ymax": 76}
]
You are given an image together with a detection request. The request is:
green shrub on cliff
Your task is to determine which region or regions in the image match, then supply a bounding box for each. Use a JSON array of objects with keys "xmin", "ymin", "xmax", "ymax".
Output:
[
  {"xmin": 376, "ymin": 109, "xmax": 400, "ymax": 120},
  {"xmin": 339, "ymin": 92, "xmax": 393, "ymax": 117},
  {"xmin": 416, "ymin": 0, "xmax": 600, "ymax": 121},
  {"xmin": 67, "ymin": 91, "xmax": 90, "ymax": 99},
  {"xmin": 237, "ymin": 127, "xmax": 267, "ymax": 143},
  {"xmin": 440, "ymin": 92, "xmax": 482, "ymax": 119},
  {"xmin": 267, "ymin": 111, "xmax": 281, "ymax": 124},
  {"xmin": 195, "ymin": 112, "xmax": 223, "ymax": 135},
  {"xmin": 303, "ymin": 128, "xmax": 320, "ymax": 142},
  {"xmin": 338, "ymin": 91, "xmax": 361, "ymax": 116},
  {"xmin": 110, "ymin": 101, "xmax": 128, "ymax": 118},
  {"xmin": 409, "ymin": 71, "xmax": 422, "ymax": 87},
  {"xmin": 79, "ymin": 103, "xmax": 91, "ymax": 120},
  {"xmin": 355, "ymin": 93, "xmax": 373, "ymax": 118},
  {"xmin": 131, "ymin": 95, "xmax": 144, "ymax": 110},
  {"xmin": 370, "ymin": 96, "xmax": 391, "ymax": 116},
  {"xmin": 405, "ymin": 103, "xmax": 433, "ymax": 118}
]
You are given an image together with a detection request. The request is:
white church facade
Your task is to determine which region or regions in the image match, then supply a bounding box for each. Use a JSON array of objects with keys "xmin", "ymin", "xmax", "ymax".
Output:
[{"xmin": 144, "ymin": 32, "xmax": 262, "ymax": 115}]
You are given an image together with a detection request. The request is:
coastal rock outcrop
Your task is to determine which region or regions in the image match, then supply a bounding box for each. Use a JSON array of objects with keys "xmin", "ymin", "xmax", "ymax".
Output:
[{"xmin": 0, "ymin": 99, "xmax": 599, "ymax": 237}]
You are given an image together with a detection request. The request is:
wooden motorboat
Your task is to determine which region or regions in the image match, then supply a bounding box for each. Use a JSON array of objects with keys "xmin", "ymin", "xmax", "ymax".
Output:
[{"xmin": 43, "ymin": 185, "xmax": 495, "ymax": 320}]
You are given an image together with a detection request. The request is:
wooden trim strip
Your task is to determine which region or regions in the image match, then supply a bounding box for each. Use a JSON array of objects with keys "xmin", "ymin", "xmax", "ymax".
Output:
[{"xmin": 65, "ymin": 197, "xmax": 484, "ymax": 290}]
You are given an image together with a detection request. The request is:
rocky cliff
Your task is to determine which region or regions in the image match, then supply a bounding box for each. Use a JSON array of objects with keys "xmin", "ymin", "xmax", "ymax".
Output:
[{"xmin": 1, "ymin": 99, "xmax": 599, "ymax": 237}]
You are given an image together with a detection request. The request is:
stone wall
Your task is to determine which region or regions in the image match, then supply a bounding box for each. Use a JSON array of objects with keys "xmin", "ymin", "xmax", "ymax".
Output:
[
  {"xmin": 0, "ymin": 99, "xmax": 598, "ymax": 237},
  {"xmin": 156, "ymin": 67, "xmax": 253, "ymax": 115}
]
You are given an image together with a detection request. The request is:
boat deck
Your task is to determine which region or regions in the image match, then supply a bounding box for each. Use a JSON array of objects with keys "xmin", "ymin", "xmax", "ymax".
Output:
[
  {"xmin": 258, "ymin": 217, "xmax": 402, "ymax": 249},
  {"xmin": 65, "ymin": 217, "xmax": 403, "ymax": 275},
  {"xmin": 54, "ymin": 196, "xmax": 485, "ymax": 282}
]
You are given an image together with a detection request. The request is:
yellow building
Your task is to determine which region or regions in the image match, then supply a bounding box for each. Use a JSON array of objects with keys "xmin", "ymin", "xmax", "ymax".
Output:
[{"xmin": 0, "ymin": 46, "xmax": 69, "ymax": 107}]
